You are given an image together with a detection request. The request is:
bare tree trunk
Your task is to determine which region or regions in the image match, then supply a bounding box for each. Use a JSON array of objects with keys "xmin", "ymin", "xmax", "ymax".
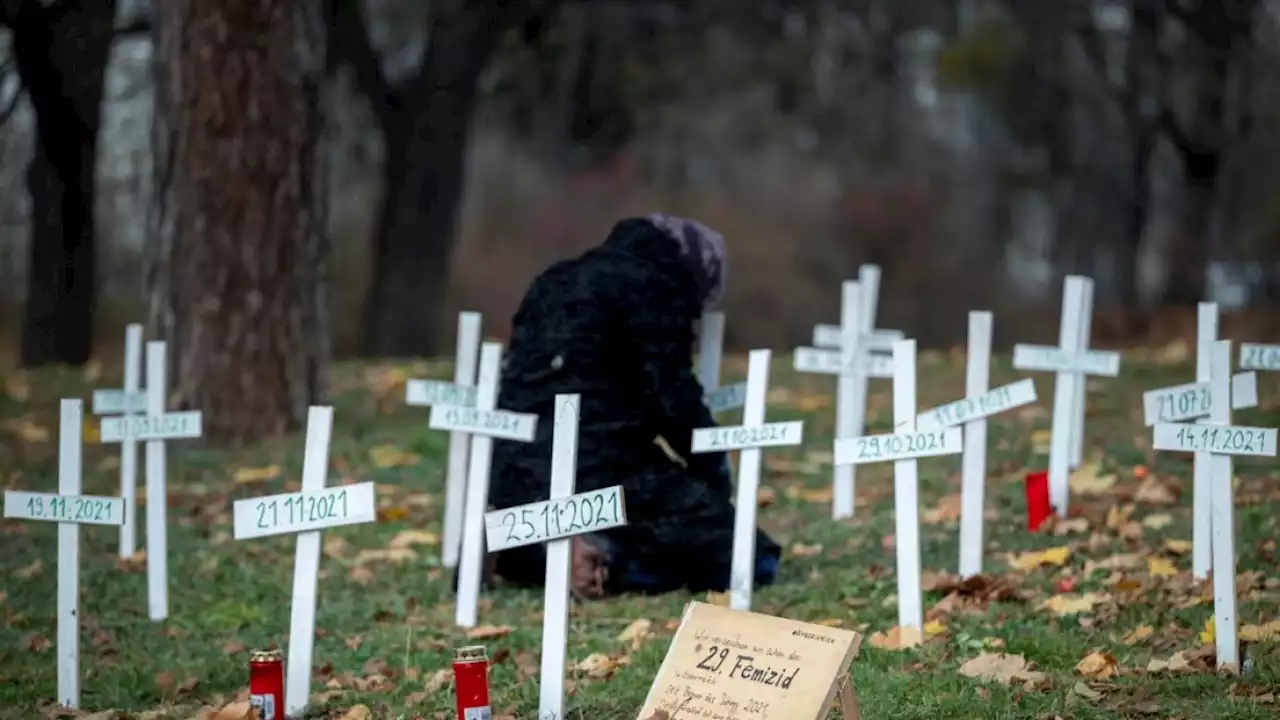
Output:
[
  {"xmin": 7, "ymin": 2, "xmax": 116, "ymax": 367},
  {"xmin": 147, "ymin": 0, "xmax": 330, "ymax": 444}
]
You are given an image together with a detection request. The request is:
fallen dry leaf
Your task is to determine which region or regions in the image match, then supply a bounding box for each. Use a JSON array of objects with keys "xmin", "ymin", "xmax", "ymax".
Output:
[
  {"xmin": 924, "ymin": 619, "xmax": 947, "ymax": 637},
  {"xmin": 466, "ymin": 625, "xmax": 513, "ymax": 640},
  {"xmin": 1141, "ymin": 513, "xmax": 1173, "ymax": 530},
  {"xmin": 1070, "ymin": 462, "xmax": 1117, "ymax": 495},
  {"xmin": 1200, "ymin": 617, "xmax": 1215, "ymax": 645},
  {"xmin": 756, "ymin": 486, "xmax": 777, "ymax": 507},
  {"xmin": 1072, "ymin": 681, "xmax": 1103, "ymax": 701},
  {"xmin": 1075, "ymin": 651, "xmax": 1119, "ymax": 679},
  {"xmin": 922, "ymin": 493, "xmax": 963, "ymax": 524},
  {"xmin": 790, "ymin": 542, "xmax": 823, "ymax": 557},
  {"xmin": 1123, "ymin": 625, "xmax": 1154, "ymax": 645},
  {"xmin": 1040, "ymin": 593, "xmax": 1106, "ymax": 616},
  {"xmin": 1164, "ymin": 539, "xmax": 1192, "ymax": 556},
  {"xmin": 338, "ymin": 705, "xmax": 372, "ymax": 720},
  {"xmin": 204, "ymin": 701, "xmax": 255, "ymax": 720},
  {"xmin": 14, "ymin": 559, "xmax": 42, "ymax": 580},
  {"xmin": 705, "ymin": 591, "xmax": 730, "ymax": 607},
  {"xmin": 617, "ymin": 619, "xmax": 652, "ymax": 650},
  {"xmin": 370, "ymin": 445, "xmax": 420, "ymax": 469},
  {"xmin": 574, "ymin": 652, "xmax": 629, "ymax": 679},
  {"xmin": 1147, "ymin": 556, "xmax": 1178, "ymax": 578},
  {"xmin": 353, "ymin": 547, "xmax": 418, "ymax": 565},
  {"xmin": 1135, "ymin": 477, "xmax": 1177, "ymax": 505},
  {"xmin": 869, "ymin": 625, "xmax": 922, "ymax": 650},
  {"xmin": 388, "ymin": 530, "xmax": 438, "ymax": 550},
  {"xmin": 232, "ymin": 465, "xmax": 280, "ymax": 484},
  {"xmin": 1241, "ymin": 619, "xmax": 1280, "ymax": 642},
  {"xmin": 377, "ymin": 506, "xmax": 410, "ymax": 522},
  {"xmin": 957, "ymin": 652, "xmax": 1046, "ymax": 685},
  {"xmin": 1031, "ymin": 429, "xmax": 1051, "ymax": 454},
  {"xmin": 1007, "ymin": 546, "xmax": 1070, "ymax": 571}
]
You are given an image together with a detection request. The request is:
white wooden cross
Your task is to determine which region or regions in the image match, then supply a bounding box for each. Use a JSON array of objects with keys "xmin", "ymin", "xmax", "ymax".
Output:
[
  {"xmin": 1152, "ymin": 340, "xmax": 1277, "ymax": 671},
  {"xmin": 232, "ymin": 406, "xmax": 378, "ymax": 717},
  {"xmin": 896, "ymin": 312, "xmax": 1038, "ymax": 578},
  {"xmin": 793, "ymin": 280, "xmax": 898, "ymax": 520},
  {"xmin": 479, "ymin": 394, "xmax": 627, "ymax": 719},
  {"xmin": 98, "ymin": 341, "xmax": 202, "ymax": 621},
  {"xmin": 90, "ymin": 323, "xmax": 144, "ymax": 559},
  {"xmin": 1141, "ymin": 302, "xmax": 1258, "ymax": 580},
  {"xmin": 1012, "ymin": 276, "xmax": 1120, "ymax": 517},
  {"xmin": 811, "ymin": 263, "xmax": 903, "ymax": 353},
  {"xmin": 1239, "ymin": 342, "xmax": 1280, "ymax": 373},
  {"xmin": 432, "ymin": 342, "xmax": 539, "ymax": 628},
  {"xmin": 698, "ymin": 311, "xmax": 747, "ymax": 414},
  {"xmin": 833, "ymin": 340, "xmax": 963, "ymax": 643},
  {"xmin": 405, "ymin": 310, "xmax": 482, "ymax": 569},
  {"xmin": 3, "ymin": 399, "xmax": 126, "ymax": 710},
  {"xmin": 689, "ymin": 349, "xmax": 805, "ymax": 610}
]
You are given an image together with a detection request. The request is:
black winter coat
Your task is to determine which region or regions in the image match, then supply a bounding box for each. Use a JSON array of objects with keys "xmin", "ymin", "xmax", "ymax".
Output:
[{"xmin": 488, "ymin": 219, "xmax": 780, "ymax": 592}]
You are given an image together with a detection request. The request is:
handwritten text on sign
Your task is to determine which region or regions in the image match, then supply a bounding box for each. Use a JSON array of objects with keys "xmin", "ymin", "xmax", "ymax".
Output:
[
  {"xmin": 405, "ymin": 379, "xmax": 477, "ymax": 408},
  {"xmin": 427, "ymin": 404, "xmax": 536, "ymax": 441},
  {"xmin": 100, "ymin": 412, "xmax": 203, "ymax": 443},
  {"xmin": 914, "ymin": 378, "xmax": 1037, "ymax": 431},
  {"xmin": 705, "ymin": 383, "xmax": 748, "ymax": 414},
  {"xmin": 1012, "ymin": 345, "xmax": 1121, "ymax": 376},
  {"xmin": 691, "ymin": 421, "xmax": 804, "ymax": 453},
  {"xmin": 484, "ymin": 485, "xmax": 627, "ymax": 552},
  {"xmin": 4, "ymin": 491, "xmax": 126, "ymax": 526},
  {"xmin": 637, "ymin": 602, "xmax": 861, "ymax": 720},
  {"xmin": 232, "ymin": 482, "xmax": 377, "ymax": 540},
  {"xmin": 1240, "ymin": 343, "xmax": 1280, "ymax": 371},
  {"xmin": 92, "ymin": 389, "xmax": 146, "ymax": 415},
  {"xmin": 1142, "ymin": 373, "xmax": 1258, "ymax": 425},
  {"xmin": 834, "ymin": 427, "xmax": 963, "ymax": 466},
  {"xmin": 1152, "ymin": 423, "xmax": 1278, "ymax": 457},
  {"xmin": 811, "ymin": 324, "xmax": 903, "ymax": 351},
  {"xmin": 793, "ymin": 348, "xmax": 892, "ymax": 377}
]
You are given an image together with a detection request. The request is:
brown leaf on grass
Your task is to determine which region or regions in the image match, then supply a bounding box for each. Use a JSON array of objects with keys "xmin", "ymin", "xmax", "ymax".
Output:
[
  {"xmin": 1141, "ymin": 513, "xmax": 1174, "ymax": 530},
  {"xmin": 1135, "ymin": 477, "xmax": 1177, "ymax": 505},
  {"xmin": 220, "ymin": 640, "xmax": 247, "ymax": 655},
  {"xmin": 232, "ymin": 465, "xmax": 280, "ymax": 485},
  {"xmin": 1051, "ymin": 517, "xmax": 1091, "ymax": 536},
  {"xmin": 203, "ymin": 701, "xmax": 254, "ymax": 720},
  {"xmin": 115, "ymin": 551, "xmax": 146, "ymax": 573},
  {"xmin": 1069, "ymin": 462, "xmax": 1117, "ymax": 495},
  {"xmin": 1163, "ymin": 539, "xmax": 1193, "ymax": 556},
  {"xmin": 369, "ymin": 445, "xmax": 420, "ymax": 469},
  {"xmin": 784, "ymin": 485, "xmax": 833, "ymax": 503},
  {"xmin": 756, "ymin": 486, "xmax": 777, "ymax": 507},
  {"xmin": 1006, "ymin": 546, "xmax": 1070, "ymax": 571},
  {"xmin": 790, "ymin": 542, "xmax": 823, "ymax": 557},
  {"xmin": 465, "ymin": 624, "xmax": 513, "ymax": 640},
  {"xmin": 1241, "ymin": 619, "xmax": 1280, "ymax": 642},
  {"xmin": 353, "ymin": 547, "xmax": 418, "ymax": 565},
  {"xmin": 1075, "ymin": 651, "xmax": 1119, "ymax": 679},
  {"xmin": 387, "ymin": 530, "xmax": 438, "ymax": 550},
  {"xmin": 14, "ymin": 559, "xmax": 43, "ymax": 580},
  {"xmin": 338, "ymin": 705, "xmax": 372, "ymax": 720},
  {"xmin": 345, "ymin": 634, "xmax": 364, "ymax": 650},
  {"xmin": 26, "ymin": 634, "xmax": 51, "ymax": 652},
  {"xmin": 617, "ymin": 619, "xmax": 652, "ymax": 650},
  {"xmin": 957, "ymin": 652, "xmax": 1047, "ymax": 686},
  {"xmin": 1147, "ymin": 556, "xmax": 1178, "ymax": 578},
  {"xmin": 921, "ymin": 493, "xmax": 962, "ymax": 524},
  {"xmin": 574, "ymin": 652, "xmax": 630, "ymax": 679},
  {"xmin": 869, "ymin": 625, "xmax": 922, "ymax": 650},
  {"xmin": 376, "ymin": 506, "xmax": 410, "ymax": 522},
  {"xmin": 1123, "ymin": 625, "xmax": 1154, "ymax": 645},
  {"xmin": 1039, "ymin": 593, "xmax": 1107, "ymax": 616},
  {"xmin": 1147, "ymin": 646, "xmax": 1214, "ymax": 674},
  {"xmin": 1072, "ymin": 681, "xmax": 1103, "ymax": 701},
  {"xmin": 4, "ymin": 372, "xmax": 30, "ymax": 401},
  {"xmin": 705, "ymin": 591, "xmax": 730, "ymax": 607},
  {"xmin": 347, "ymin": 566, "xmax": 375, "ymax": 585}
]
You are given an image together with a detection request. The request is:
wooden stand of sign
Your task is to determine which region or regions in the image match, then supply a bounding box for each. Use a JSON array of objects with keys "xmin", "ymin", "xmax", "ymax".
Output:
[{"xmin": 636, "ymin": 602, "xmax": 863, "ymax": 720}]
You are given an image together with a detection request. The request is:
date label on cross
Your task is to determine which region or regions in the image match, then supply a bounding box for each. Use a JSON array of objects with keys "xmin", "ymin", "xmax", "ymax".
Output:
[
  {"xmin": 484, "ymin": 485, "xmax": 627, "ymax": 553},
  {"xmin": 232, "ymin": 482, "xmax": 378, "ymax": 540},
  {"xmin": 1152, "ymin": 423, "xmax": 1278, "ymax": 458},
  {"xmin": 4, "ymin": 491, "xmax": 126, "ymax": 527}
]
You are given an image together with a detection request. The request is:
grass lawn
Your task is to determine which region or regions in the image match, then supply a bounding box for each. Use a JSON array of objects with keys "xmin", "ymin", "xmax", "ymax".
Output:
[{"xmin": 0, "ymin": 348, "xmax": 1278, "ymax": 719}]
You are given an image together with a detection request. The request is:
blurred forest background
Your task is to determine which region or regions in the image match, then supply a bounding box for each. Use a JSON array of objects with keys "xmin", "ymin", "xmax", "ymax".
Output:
[{"xmin": 1, "ymin": 0, "xmax": 1279, "ymax": 431}]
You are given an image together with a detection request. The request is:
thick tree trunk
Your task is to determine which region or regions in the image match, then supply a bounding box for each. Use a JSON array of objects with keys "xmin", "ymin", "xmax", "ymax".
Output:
[
  {"xmin": 147, "ymin": 0, "xmax": 330, "ymax": 443},
  {"xmin": 10, "ymin": 2, "xmax": 115, "ymax": 367}
]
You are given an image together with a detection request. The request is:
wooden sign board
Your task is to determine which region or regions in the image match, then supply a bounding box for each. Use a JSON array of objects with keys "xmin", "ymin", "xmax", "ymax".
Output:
[{"xmin": 637, "ymin": 602, "xmax": 862, "ymax": 720}]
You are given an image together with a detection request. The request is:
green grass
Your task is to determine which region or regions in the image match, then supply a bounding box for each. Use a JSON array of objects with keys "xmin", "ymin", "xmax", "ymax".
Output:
[{"xmin": 1, "ymin": 352, "xmax": 1278, "ymax": 719}]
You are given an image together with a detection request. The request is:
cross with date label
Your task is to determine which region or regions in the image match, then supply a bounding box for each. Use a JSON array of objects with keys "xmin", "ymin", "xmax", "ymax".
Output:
[
  {"xmin": 834, "ymin": 339, "xmax": 963, "ymax": 644},
  {"xmin": 406, "ymin": 311, "xmax": 482, "ymax": 571},
  {"xmin": 1012, "ymin": 276, "xmax": 1119, "ymax": 518},
  {"xmin": 90, "ymin": 323, "xmax": 144, "ymax": 560},
  {"xmin": 3, "ymin": 399, "xmax": 126, "ymax": 711},
  {"xmin": 793, "ymin": 273, "xmax": 898, "ymax": 521},
  {"xmin": 97, "ymin": 341, "xmax": 202, "ymax": 622},
  {"xmin": 1151, "ymin": 340, "xmax": 1277, "ymax": 671},
  {"xmin": 1142, "ymin": 303, "xmax": 1259, "ymax": 580},
  {"xmin": 1239, "ymin": 342, "xmax": 1280, "ymax": 374},
  {"xmin": 698, "ymin": 311, "xmax": 749, "ymax": 415},
  {"xmin": 691, "ymin": 348, "xmax": 805, "ymax": 611},
  {"xmin": 441, "ymin": 341, "xmax": 541, "ymax": 628},
  {"xmin": 896, "ymin": 312, "xmax": 1038, "ymax": 579},
  {"xmin": 479, "ymin": 394, "xmax": 627, "ymax": 720},
  {"xmin": 231, "ymin": 406, "xmax": 377, "ymax": 717}
]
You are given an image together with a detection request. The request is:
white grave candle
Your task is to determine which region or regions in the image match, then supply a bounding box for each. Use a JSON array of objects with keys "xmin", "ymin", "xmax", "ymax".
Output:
[
  {"xmin": 231, "ymin": 406, "xmax": 378, "ymax": 716},
  {"xmin": 90, "ymin": 323, "xmax": 144, "ymax": 558},
  {"xmin": 690, "ymin": 349, "xmax": 804, "ymax": 610},
  {"xmin": 453, "ymin": 342, "xmax": 540, "ymax": 628},
  {"xmin": 1152, "ymin": 340, "xmax": 1278, "ymax": 670},
  {"xmin": 1140, "ymin": 303, "xmax": 1259, "ymax": 580},
  {"xmin": 98, "ymin": 341, "xmax": 204, "ymax": 621},
  {"xmin": 1239, "ymin": 342, "xmax": 1280, "ymax": 371},
  {"xmin": 698, "ymin": 311, "xmax": 747, "ymax": 414},
  {"xmin": 1013, "ymin": 277, "xmax": 1119, "ymax": 517},
  {"xmin": 404, "ymin": 311, "xmax": 482, "ymax": 570},
  {"xmin": 3, "ymin": 400, "xmax": 126, "ymax": 709},
  {"xmin": 833, "ymin": 341, "xmax": 962, "ymax": 641}
]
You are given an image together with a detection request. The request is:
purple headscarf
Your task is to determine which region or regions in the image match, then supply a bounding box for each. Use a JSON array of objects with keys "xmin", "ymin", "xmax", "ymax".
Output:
[{"xmin": 645, "ymin": 213, "xmax": 727, "ymax": 310}]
